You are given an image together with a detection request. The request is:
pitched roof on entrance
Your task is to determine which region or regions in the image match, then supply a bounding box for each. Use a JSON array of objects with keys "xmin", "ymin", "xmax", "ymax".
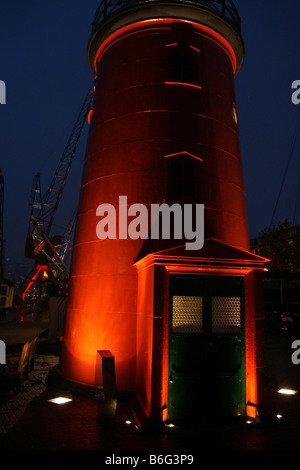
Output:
[{"xmin": 135, "ymin": 238, "xmax": 269, "ymax": 270}]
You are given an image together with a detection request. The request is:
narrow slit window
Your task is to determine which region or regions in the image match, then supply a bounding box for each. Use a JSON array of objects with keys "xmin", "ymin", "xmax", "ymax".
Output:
[
  {"xmin": 170, "ymin": 159, "xmax": 195, "ymax": 198},
  {"xmin": 167, "ymin": 44, "xmax": 199, "ymax": 86}
]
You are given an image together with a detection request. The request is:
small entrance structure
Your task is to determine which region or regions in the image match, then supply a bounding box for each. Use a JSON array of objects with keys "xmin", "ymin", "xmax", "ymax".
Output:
[{"xmin": 134, "ymin": 239, "xmax": 267, "ymax": 422}]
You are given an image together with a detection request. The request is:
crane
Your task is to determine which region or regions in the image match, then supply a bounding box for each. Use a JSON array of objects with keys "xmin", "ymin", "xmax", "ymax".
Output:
[{"xmin": 15, "ymin": 86, "xmax": 94, "ymax": 306}]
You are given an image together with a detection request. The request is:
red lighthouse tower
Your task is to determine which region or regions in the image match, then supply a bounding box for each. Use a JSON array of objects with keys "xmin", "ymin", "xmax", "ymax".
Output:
[{"xmin": 59, "ymin": 0, "xmax": 267, "ymax": 423}]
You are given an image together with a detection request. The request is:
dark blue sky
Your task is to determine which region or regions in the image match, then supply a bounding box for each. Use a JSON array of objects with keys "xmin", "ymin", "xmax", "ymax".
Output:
[{"xmin": 1, "ymin": 1, "xmax": 300, "ymax": 272}]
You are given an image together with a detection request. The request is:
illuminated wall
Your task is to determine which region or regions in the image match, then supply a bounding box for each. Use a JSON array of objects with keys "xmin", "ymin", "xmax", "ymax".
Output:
[
  {"xmin": 59, "ymin": 1, "xmax": 265, "ymax": 420},
  {"xmin": 134, "ymin": 241, "xmax": 267, "ymax": 421}
]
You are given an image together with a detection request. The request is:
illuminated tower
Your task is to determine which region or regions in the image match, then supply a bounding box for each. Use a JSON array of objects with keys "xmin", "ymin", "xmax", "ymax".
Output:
[{"xmin": 59, "ymin": 0, "xmax": 267, "ymax": 423}]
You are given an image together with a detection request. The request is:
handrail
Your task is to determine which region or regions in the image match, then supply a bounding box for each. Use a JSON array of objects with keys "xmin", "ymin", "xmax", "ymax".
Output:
[{"xmin": 91, "ymin": 0, "xmax": 241, "ymax": 32}]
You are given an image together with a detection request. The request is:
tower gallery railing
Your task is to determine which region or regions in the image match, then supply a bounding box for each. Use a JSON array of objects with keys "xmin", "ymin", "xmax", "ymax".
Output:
[{"xmin": 91, "ymin": 0, "xmax": 241, "ymax": 33}]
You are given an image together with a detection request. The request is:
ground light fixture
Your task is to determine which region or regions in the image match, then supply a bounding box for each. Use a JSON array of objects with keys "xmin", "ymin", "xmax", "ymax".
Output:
[
  {"xmin": 48, "ymin": 397, "xmax": 73, "ymax": 404},
  {"xmin": 277, "ymin": 388, "xmax": 298, "ymax": 395}
]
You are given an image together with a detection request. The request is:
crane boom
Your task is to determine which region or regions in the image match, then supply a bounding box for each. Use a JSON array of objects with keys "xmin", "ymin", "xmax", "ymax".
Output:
[
  {"xmin": 37, "ymin": 86, "xmax": 94, "ymax": 237},
  {"xmin": 16, "ymin": 86, "xmax": 94, "ymax": 306}
]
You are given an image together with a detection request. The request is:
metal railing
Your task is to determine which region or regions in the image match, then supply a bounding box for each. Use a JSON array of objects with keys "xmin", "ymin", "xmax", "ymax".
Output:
[{"xmin": 92, "ymin": 0, "xmax": 241, "ymax": 32}]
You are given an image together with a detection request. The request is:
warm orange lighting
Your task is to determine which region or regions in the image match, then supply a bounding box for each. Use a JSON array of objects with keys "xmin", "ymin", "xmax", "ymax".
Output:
[
  {"xmin": 60, "ymin": 5, "xmax": 262, "ymax": 425},
  {"xmin": 88, "ymin": 107, "xmax": 94, "ymax": 125}
]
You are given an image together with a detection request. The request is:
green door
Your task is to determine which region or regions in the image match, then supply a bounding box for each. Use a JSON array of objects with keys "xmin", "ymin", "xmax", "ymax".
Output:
[{"xmin": 168, "ymin": 274, "xmax": 245, "ymax": 421}]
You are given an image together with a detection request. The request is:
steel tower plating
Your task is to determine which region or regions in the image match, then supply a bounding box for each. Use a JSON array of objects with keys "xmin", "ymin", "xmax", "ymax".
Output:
[{"xmin": 59, "ymin": 0, "xmax": 267, "ymax": 422}]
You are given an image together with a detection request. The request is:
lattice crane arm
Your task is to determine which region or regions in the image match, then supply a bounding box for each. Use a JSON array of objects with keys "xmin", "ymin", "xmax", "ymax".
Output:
[
  {"xmin": 36, "ymin": 86, "xmax": 94, "ymax": 237},
  {"xmin": 16, "ymin": 86, "xmax": 94, "ymax": 306}
]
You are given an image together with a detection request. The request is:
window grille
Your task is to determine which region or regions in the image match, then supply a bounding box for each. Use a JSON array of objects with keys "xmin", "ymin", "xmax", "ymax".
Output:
[
  {"xmin": 212, "ymin": 297, "xmax": 241, "ymax": 333},
  {"xmin": 172, "ymin": 295, "xmax": 203, "ymax": 332}
]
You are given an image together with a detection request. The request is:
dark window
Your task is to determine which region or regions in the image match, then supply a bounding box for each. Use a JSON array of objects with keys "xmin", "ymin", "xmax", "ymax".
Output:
[
  {"xmin": 170, "ymin": 159, "xmax": 195, "ymax": 198},
  {"xmin": 168, "ymin": 44, "xmax": 198, "ymax": 85}
]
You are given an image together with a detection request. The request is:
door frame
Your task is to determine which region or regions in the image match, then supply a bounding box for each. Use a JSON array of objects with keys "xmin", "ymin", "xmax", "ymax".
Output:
[
  {"xmin": 167, "ymin": 273, "xmax": 246, "ymax": 420},
  {"xmin": 134, "ymin": 239, "xmax": 267, "ymax": 424}
]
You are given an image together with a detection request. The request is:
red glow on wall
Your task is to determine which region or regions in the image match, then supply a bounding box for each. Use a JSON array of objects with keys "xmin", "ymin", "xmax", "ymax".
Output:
[
  {"xmin": 164, "ymin": 151, "xmax": 203, "ymax": 162},
  {"xmin": 189, "ymin": 45, "xmax": 200, "ymax": 53},
  {"xmin": 93, "ymin": 18, "xmax": 237, "ymax": 75},
  {"xmin": 136, "ymin": 240, "xmax": 268, "ymax": 419},
  {"xmin": 134, "ymin": 240, "xmax": 268, "ymax": 421},
  {"xmin": 59, "ymin": 8, "xmax": 264, "ymax": 424},
  {"xmin": 164, "ymin": 81, "xmax": 202, "ymax": 90}
]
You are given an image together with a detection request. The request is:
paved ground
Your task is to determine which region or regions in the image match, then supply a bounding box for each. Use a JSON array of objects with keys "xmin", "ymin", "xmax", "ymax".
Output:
[{"xmin": 1, "ymin": 311, "xmax": 300, "ymax": 454}]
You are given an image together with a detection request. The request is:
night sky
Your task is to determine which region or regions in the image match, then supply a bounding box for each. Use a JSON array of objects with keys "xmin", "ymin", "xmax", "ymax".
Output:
[{"xmin": 1, "ymin": 1, "xmax": 300, "ymax": 277}]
